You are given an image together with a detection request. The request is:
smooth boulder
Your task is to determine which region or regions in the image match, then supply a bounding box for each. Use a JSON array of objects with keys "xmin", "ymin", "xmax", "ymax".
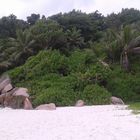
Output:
[
  {"xmin": 111, "ymin": 96, "xmax": 124, "ymax": 105},
  {"xmin": 2, "ymin": 84, "xmax": 13, "ymax": 93},
  {"xmin": 24, "ymin": 98, "xmax": 33, "ymax": 110},
  {"xmin": 75, "ymin": 100, "xmax": 85, "ymax": 107},
  {"xmin": 0, "ymin": 76, "xmax": 11, "ymax": 91},
  {"xmin": 13, "ymin": 88, "xmax": 29, "ymax": 97},
  {"xmin": 35, "ymin": 103, "xmax": 56, "ymax": 110}
]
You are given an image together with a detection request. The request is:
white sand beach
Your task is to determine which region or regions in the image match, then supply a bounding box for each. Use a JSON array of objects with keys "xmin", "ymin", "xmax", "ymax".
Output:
[{"xmin": 0, "ymin": 105, "xmax": 140, "ymax": 140}]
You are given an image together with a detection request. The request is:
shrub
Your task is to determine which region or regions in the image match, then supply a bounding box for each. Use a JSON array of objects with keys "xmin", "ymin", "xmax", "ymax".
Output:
[
  {"xmin": 33, "ymin": 87, "xmax": 77, "ymax": 106},
  {"xmin": 7, "ymin": 49, "xmax": 113, "ymax": 107},
  {"xmin": 81, "ymin": 84, "xmax": 111, "ymax": 105},
  {"xmin": 107, "ymin": 66, "xmax": 140, "ymax": 101},
  {"xmin": 68, "ymin": 49, "xmax": 97, "ymax": 73}
]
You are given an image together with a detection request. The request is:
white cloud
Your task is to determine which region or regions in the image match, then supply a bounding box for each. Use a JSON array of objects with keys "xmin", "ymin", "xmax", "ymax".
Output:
[
  {"xmin": 92, "ymin": 0, "xmax": 140, "ymax": 15},
  {"xmin": 0, "ymin": 0, "xmax": 26, "ymax": 17},
  {"xmin": 0, "ymin": 0, "xmax": 140, "ymax": 19}
]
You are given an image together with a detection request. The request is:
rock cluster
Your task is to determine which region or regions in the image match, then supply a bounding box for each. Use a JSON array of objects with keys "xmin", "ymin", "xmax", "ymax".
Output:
[{"xmin": 0, "ymin": 75, "xmax": 32, "ymax": 109}]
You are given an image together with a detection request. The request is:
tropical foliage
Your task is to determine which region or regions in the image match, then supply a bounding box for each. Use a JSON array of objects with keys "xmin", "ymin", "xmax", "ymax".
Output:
[{"xmin": 0, "ymin": 8, "xmax": 140, "ymax": 106}]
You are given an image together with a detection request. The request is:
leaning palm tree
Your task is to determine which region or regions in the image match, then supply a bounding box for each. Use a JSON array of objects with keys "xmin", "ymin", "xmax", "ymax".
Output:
[
  {"xmin": 104, "ymin": 29, "xmax": 119, "ymax": 63},
  {"xmin": 118, "ymin": 26, "xmax": 133, "ymax": 71},
  {"xmin": 120, "ymin": 36, "xmax": 140, "ymax": 71},
  {"xmin": 104, "ymin": 25, "xmax": 140, "ymax": 71},
  {"xmin": 119, "ymin": 25, "xmax": 140, "ymax": 71}
]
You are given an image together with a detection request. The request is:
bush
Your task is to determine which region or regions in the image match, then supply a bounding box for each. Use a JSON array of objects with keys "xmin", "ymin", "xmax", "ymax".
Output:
[
  {"xmin": 68, "ymin": 49, "xmax": 97, "ymax": 73},
  {"xmin": 33, "ymin": 87, "xmax": 77, "ymax": 106},
  {"xmin": 29, "ymin": 74, "xmax": 83, "ymax": 106},
  {"xmin": 7, "ymin": 49, "xmax": 113, "ymax": 107},
  {"xmin": 81, "ymin": 84, "xmax": 111, "ymax": 105},
  {"xmin": 107, "ymin": 66, "xmax": 140, "ymax": 101},
  {"xmin": 9, "ymin": 50, "xmax": 69, "ymax": 79}
]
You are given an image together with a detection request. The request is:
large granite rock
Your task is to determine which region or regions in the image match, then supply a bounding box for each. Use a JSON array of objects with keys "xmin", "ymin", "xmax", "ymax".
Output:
[
  {"xmin": 35, "ymin": 103, "xmax": 56, "ymax": 110},
  {"xmin": 0, "ymin": 75, "xmax": 33, "ymax": 109},
  {"xmin": 111, "ymin": 96, "xmax": 125, "ymax": 105}
]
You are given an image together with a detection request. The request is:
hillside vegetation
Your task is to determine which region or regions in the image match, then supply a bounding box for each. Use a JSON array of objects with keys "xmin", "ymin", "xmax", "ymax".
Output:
[{"xmin": 0, "ymin": 8, "xmax": 140, "ymax": 106}]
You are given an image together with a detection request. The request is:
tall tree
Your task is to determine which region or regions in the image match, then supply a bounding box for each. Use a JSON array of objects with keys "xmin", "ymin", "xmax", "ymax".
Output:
[
  {"xmin": 27, "ymin": 14, "xmax": 40, "ymax": 25},
  {"xmin": 0, "ymin": 14, "xmax": 28, "ymax": 38},
  {"xmin": 49, "ymin": 10, "xmax": 105, "ymax": 41}
]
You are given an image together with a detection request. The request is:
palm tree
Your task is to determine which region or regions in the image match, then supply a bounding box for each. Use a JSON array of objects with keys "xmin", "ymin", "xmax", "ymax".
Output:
[
  {"xmin": 120, "ymin": 36, "xmax": 140, "ymax": 71},
  {"xmin": 15, "ymin": 29, "xmax": 35, "ymax": 54},
  {"xmin": 104, "ymin": 25, "xmax": 140, "ymax": 71},
  {"xmin": 66, "ymin": 27, "xmax": 85, "ymax": 50},
  {"xmin": 9, "ymin": 29, "xmax": 35, "ymax": 63},
  {"xmin": 104, "ymin": 29, "xmax": 119, "ymax": 63}
]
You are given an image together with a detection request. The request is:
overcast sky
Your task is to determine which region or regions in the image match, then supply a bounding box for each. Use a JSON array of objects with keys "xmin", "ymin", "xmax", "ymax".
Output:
[{"xmin": 0, "ymin": 0, "xmax": 140, "ymax": 20}]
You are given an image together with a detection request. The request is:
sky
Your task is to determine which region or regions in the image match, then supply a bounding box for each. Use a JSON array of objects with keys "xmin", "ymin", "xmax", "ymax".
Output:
[{"xmin": 0, "ymin": 0, "xmax": 140, "ymax": 20}]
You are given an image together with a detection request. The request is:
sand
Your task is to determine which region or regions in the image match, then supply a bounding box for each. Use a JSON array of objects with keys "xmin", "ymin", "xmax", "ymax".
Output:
[{"xmin": 0, "ymin": 105, "xmax": 140, "ymax": 140}]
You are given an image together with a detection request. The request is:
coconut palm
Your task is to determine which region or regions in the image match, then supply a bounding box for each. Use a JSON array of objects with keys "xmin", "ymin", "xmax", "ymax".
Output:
[
  {"xmin": 120, "ymin": 36, "xmax": 140, "ymax": 71},
  {"xmin": 104, "ymin": 25, "xmax": 140, "ymax": 71},
  {"xmin": 104, "ymin": 29, "xmax": 119, "ymax": 63},
  {"xmin": 8, "ymin": 29, "xmax": 35, "ymax": 64},
  {"xmin": 15, "ymin": 29, "xmax": 35, "ymax": 54},
  {"xmin": 0, "ymin": 29, "xmax": 35, "ymax": 70}
]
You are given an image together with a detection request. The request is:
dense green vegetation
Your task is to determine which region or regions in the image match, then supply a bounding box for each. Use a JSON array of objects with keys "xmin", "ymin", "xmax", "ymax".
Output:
[
  {"xmin": 8, "ymin": 50, "xmax": 111, "ymax": 106},
  {"xmin": 0, "ymin": 8, "xmax": 140, "ymax": 107}
]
